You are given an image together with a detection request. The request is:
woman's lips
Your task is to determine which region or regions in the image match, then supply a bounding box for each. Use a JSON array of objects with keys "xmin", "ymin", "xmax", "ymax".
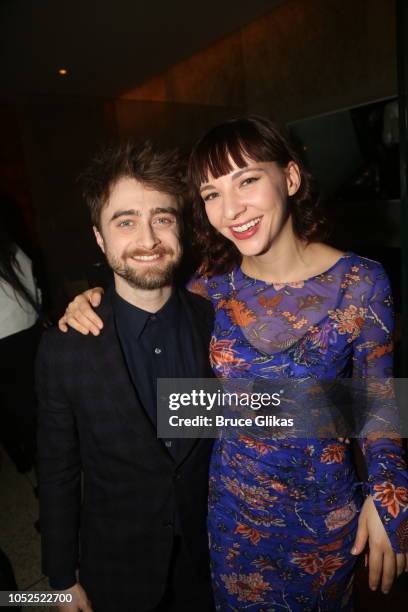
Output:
[{"xmin": 229, "ymin": 216, "xmax": 262, "ymax": 240}]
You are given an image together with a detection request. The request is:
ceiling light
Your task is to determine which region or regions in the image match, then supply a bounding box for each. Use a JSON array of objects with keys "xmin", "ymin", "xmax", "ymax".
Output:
[{"xmin": 58, "ymin": 68, "xmax": 68, "ymax": 76}]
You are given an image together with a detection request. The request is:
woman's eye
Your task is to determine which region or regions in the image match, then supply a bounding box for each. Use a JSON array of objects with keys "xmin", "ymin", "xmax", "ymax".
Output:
[
  {"xmin": 202, "ymin": 192, "xmax": 218, "ymax": 203},
  {"xmin": 241, "ymin": 176, "xmax": 259, "ymax": 187}
]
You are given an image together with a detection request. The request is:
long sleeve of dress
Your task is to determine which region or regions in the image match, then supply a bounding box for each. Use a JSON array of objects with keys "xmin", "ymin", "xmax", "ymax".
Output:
[{"xmin": 353, "ymin": 264, "xmax": 408, "ymax": 552}]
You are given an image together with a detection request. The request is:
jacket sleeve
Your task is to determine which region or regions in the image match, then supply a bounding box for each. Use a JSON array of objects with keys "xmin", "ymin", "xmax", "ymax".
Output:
[
  {"xmin": 353, "ymin": 266, "xmax": 408, "ymax": 552},
  {"xmin": 36, "ymin": 331, "xmax": 82, "ymax": 588}
]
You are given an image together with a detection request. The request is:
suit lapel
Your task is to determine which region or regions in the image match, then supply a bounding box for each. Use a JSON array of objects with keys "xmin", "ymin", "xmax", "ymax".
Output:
[
  {"xmin": 174, "ymin": 289, "xmax": 213, "ymax": 466},
  {"xmin": 178, "ymin": 288, "xmax": 213, "ymax": 377}
]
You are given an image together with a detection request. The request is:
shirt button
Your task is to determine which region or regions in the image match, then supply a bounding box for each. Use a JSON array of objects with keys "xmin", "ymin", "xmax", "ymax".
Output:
[
  {"xmin": 165, "ymin": 440, "xmax": 172, "ymax": 448},
  {"xmin": 154, "ymin": 347, "xmax": 162, "ymax": 355},
  {"xmin": 150, "ymin": 315, "xmax": 157, "ymax": 321}
]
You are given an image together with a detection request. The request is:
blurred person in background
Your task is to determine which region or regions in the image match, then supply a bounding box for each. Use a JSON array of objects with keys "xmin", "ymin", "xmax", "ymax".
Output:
[{"xmin": 0, "ymin": 220, "xmax": 41, "ymax": 472}]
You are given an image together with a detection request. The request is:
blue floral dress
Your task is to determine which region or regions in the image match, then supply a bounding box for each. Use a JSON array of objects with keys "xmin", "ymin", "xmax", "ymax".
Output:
[{"xmin": 189, "ymin": 253, "xmax": 408, "ymax": 611}]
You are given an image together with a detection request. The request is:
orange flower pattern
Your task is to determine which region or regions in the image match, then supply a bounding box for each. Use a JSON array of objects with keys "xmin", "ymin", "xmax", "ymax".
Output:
[
  {"xmin": 235, "ymin": 523, "xmax": 270, "ymax": 545},
  {"xmin": 208, "ymin": 337, "xmax": 249, "ymax": 376},
  {"xmin": 290, "ymin": 552, "xmax": 346, "ymax": 585},
  {"xmin": 188, "ymin": 253, "xmax": 408, "ymax": 610},
  {"xmin": 320, "ymin": 443, "xmax": 346, "ymax": 464},
  {"xmin": 218, "ymin": 298, "xmax": 257, "ymax": 327},
  {"xmin": 328, "ymin": 304, "xmax": 366, "ymax": 342},
  {"xmin": 220, "ymin": 572, "xmax": 271, "ymax": 603},
  {"xmin": 373, "ymin": 482, "xmax": 408, "ymax": 518}
]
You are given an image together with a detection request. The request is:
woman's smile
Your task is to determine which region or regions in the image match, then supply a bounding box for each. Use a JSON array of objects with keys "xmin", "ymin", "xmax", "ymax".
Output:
[{"xmin": 229, "ymin": 215, "xmax": 263, "ymax": 239}]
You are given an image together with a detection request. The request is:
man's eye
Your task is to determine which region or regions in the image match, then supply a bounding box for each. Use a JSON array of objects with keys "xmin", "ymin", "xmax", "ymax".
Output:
[
  {"xmin": 154, "ymin": 217, "xmax": 173, "ymax": 225},
  {"xmin": 241, "ymin": 176, "xmax": 259, "ymax": 187},
  {"xmin": 118, "ymin": 219, "xmax": 134, "ymax": 227},
  {"xmin": 202, "ymin": 192, "xmax": 218, "ymax": 203}
]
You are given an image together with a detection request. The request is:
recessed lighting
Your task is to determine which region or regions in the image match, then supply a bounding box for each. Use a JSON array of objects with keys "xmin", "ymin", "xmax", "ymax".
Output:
[{"xmin": 58, "ymin": 68, "xmax": 68, "ymax": 76}]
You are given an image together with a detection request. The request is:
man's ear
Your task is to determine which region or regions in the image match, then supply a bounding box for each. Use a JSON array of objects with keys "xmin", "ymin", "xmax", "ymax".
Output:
[
  {"xmin": 93, "ymin": 226, "xmax": 105, "ymax": 254},
  {"xmin": 285, "ymin": 161, "xmax": 301, "ymax": 197}
]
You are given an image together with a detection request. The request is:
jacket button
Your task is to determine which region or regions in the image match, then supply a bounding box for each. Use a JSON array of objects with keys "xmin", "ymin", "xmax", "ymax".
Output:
[{"xmin": 163, "ymin": 521, "xmax": 173, "ymax": 528}]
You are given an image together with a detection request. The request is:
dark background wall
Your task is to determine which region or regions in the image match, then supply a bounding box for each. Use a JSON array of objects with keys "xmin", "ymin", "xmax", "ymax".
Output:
[
  {"xmin": 0, "ymin": 0, "xmax": 398, "ymax": 315},
  {"xmin": 122, "ymin": 0, "xmax": 396, "ymax": 120}
]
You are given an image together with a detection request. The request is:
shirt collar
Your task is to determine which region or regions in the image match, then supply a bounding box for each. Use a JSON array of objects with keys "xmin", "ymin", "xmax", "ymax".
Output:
[{"xmin": 113, "ymin": 289, "xmax": 179, "ymax": 339}]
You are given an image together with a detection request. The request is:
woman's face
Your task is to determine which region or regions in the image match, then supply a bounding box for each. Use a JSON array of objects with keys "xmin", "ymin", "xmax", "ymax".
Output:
[{"xmin": 199, "ymin": 157, "xmax": 301, "ymax": 257}]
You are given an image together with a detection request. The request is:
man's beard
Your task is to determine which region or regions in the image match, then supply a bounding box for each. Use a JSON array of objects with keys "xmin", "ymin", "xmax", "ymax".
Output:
[{"xmin": 106, "ymin": 246, "xmax": 181, "ymax": 290}]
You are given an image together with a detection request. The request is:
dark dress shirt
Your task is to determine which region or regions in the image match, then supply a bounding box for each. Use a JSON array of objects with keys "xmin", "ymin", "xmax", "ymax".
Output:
[{"xmin": 113, "ymin": 289, "xmax": 196, "ymax": 459}]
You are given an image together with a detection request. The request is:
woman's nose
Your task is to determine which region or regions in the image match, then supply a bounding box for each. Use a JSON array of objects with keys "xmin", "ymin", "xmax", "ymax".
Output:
[{"xmin": 222, "ymin": 192, "xmax": 247, "ymax": 221}]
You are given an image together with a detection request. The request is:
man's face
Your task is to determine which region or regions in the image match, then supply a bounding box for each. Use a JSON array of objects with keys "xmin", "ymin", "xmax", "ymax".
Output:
[{"xmin": 94, "ymin": 177, "xmax": 182, "ymax": 290}]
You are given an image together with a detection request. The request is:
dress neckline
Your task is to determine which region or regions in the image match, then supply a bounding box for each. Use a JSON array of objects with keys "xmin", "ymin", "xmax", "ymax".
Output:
[{"xmin": 236, "ymin": 251, "xmax": 353, "ymax": 287}]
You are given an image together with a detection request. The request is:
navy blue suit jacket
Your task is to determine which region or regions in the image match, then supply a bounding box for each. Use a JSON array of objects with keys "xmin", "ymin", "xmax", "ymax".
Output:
[{"xmin": 36, "ymin": 287, "xmax": 214, "ymax": 611}]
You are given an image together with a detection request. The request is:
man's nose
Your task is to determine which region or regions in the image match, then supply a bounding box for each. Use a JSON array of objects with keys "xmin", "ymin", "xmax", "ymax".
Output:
[
  {"xmin": 222, "ymin": 191, "xmax": 247, "ymax": 221},
  {"xmin": 137, "ymin": 222, "xmax": 160, "ymax": 250}
]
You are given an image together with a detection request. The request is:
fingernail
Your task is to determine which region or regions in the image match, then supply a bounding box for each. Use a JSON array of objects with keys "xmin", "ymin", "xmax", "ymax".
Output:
[{"xmin": 351, "ymin": 547, "xmax": 357, "ymax": 554}]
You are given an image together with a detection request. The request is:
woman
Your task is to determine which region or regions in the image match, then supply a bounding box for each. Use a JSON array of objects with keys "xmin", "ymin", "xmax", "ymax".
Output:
[
  {"xmin": 0, "ymin": 224, "xmax": 41, "ymax": 471},
  {"xmin": 60, "ymin": 117, "xmax": 408, "ymax": 610}
]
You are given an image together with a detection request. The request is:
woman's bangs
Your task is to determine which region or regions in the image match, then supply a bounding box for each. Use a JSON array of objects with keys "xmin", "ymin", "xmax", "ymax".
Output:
[
  {"xmin": 192, "ymin": 136, "xmax": 264, "ymax": 186},
  {"xmin": 205, "ymin": 138, "xmax": 252, "ymax": 181}
]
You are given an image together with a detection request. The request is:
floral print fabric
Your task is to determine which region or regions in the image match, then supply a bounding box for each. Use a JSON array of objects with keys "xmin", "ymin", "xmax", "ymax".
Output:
[{"xmin": 190, "ymin": 253, "xmax": 408, "ymax": 611}]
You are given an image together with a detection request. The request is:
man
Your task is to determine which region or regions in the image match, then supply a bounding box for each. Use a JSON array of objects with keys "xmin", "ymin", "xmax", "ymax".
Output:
[{"xmin": 36, "ymin": 142, "xmax": 214, "ymax": 612}]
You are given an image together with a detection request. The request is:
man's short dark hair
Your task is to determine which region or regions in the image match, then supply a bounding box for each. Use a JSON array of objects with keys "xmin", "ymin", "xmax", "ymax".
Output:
[{"xmin": 81, "ymin": 141, "xmax": 187, "ymax": 228}]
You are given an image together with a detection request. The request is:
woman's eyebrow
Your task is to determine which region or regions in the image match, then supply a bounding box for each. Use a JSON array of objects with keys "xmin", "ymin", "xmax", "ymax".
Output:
[
  {"xmin": 200, "ymin": 166, "xmax": 266, "ymax": 191},
  {"xmin": 200, "ymin": 183, "xmax": 216, "ymax": 192},
  {"xmin": 231, "ymin": 167, "xmax": 265, "ymax": 180}
]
